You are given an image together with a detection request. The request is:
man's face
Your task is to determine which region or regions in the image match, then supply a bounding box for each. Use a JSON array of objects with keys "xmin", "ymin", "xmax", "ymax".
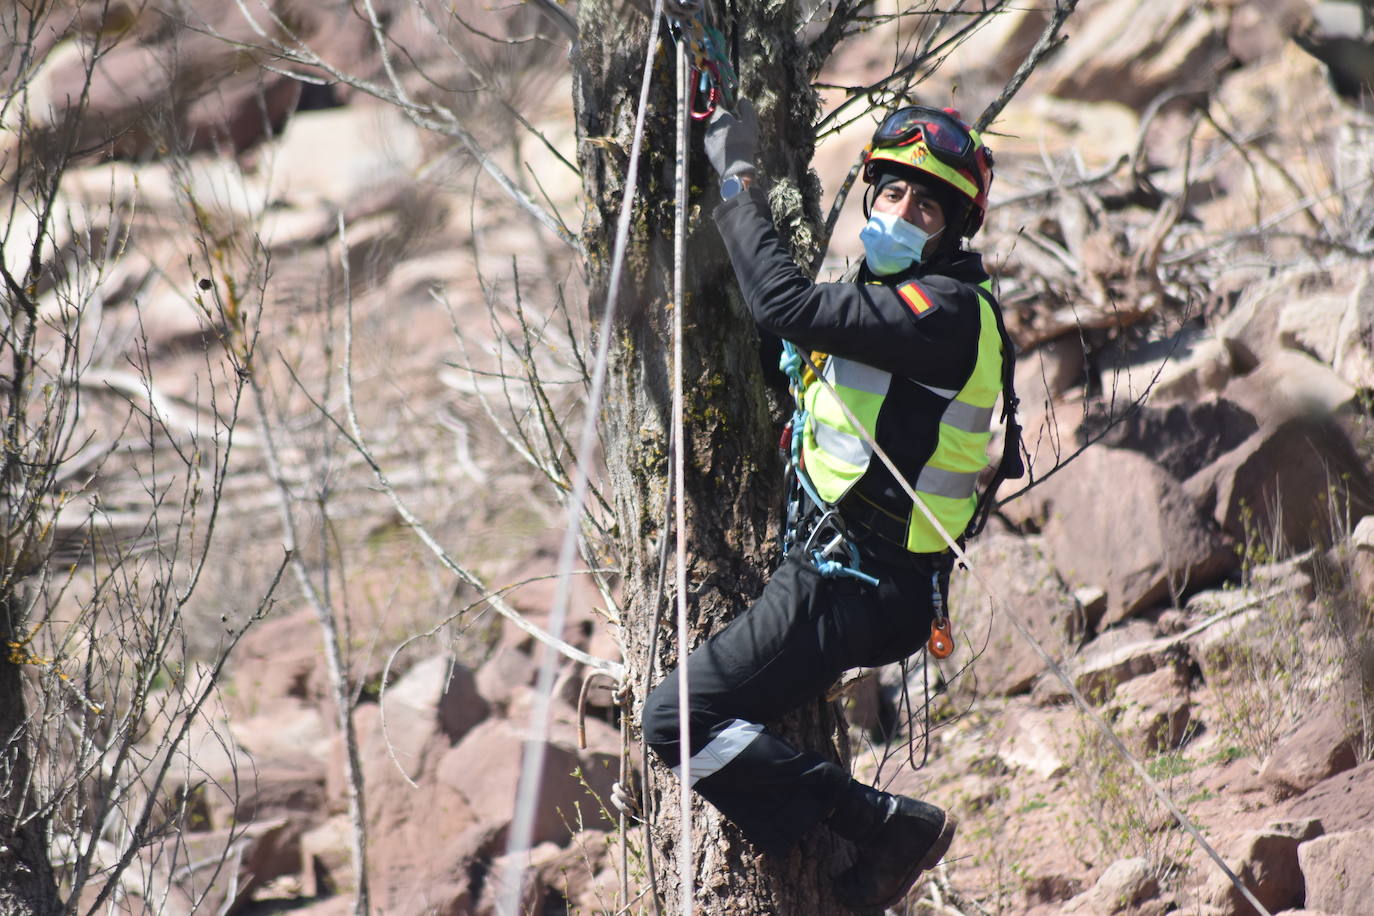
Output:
[{"xmin": 872, "ymin": 178, "xmax": 946, "ymax": 238}]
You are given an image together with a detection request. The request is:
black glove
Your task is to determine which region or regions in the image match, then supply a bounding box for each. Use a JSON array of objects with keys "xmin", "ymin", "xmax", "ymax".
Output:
[{"xmin": 704, "ymin": 98, "xmax": 758, "ymax": 180}]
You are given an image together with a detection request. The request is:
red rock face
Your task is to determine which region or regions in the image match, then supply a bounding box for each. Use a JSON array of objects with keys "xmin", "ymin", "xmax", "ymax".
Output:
[
  {"xmin": 19, "ymin": 0, "xmax": 1374, "ymax": 912},
  {"xmin": 946, "ymin": 532, "xmax": 1080, "ymax": 698},
  {"xmin": 1034, "ymin": 446, "xmax": 1237, "ymax": 624},
  {"xmin": 1201, "ymin": 824, "xmax": 1320, "ymax": 915}
]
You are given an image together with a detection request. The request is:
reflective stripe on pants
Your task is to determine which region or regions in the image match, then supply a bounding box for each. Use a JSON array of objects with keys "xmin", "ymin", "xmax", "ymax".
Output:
[{"xmin": 641, "ymin": 550, "xmax": 942, "ymax": 855}]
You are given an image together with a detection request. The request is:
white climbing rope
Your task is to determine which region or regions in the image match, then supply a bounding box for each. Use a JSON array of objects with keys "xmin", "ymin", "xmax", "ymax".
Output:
[
  {"xmin": 671, "ymin": 39, "xmax": 695, "ymax": 916},
  {"xmin": 496, "ymin": 1, "xmax": 667, "ymax": 911},
  {"xmin": 789, "ymin": 346, "xmax": 1273, "ymax": 916}
]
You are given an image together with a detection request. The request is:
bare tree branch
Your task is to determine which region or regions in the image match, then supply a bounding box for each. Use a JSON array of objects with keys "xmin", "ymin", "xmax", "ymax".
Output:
[
  {"xmin": 524, "ymin": 0, "xmax": 579, "ymax": 42},
  {"xmin": 975, "ymin": 0, "xmax": 1079, "ymax": 132},
  {"xmin": 218, "ymin": 0, "xmax": 584, "ymax": 253},
  {"xmin": 814, "ymin": 0, "xmax": 1010, "ymax": 137},
  {"xmin": 270, "ymin": 217, "xmax": 623, "ymax": 677}
]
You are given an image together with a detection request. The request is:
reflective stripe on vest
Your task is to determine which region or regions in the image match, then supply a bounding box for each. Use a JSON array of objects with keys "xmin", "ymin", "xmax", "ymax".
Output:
[
  {"xmin": 915, "ymin": 464, "xmax": 980, "ymax": 499},
  {"xmin": 801, "ymin": 356, "xmax": 889, "ymax": 501},
  {"xmin": 799, "ymin": 279, "xmax": 1004, "ymax": 553}
]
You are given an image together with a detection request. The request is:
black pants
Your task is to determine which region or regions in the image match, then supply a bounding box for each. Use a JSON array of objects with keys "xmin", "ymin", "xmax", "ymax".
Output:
[{"xmin": 642, "ymin": 549, "xmax": 944, "ymax": 855}]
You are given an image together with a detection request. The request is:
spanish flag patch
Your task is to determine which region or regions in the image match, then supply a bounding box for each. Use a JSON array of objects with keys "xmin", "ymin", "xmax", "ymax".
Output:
[{"xmin": 896, "ymin": 281, "xmax": 936, "ymax": 318}]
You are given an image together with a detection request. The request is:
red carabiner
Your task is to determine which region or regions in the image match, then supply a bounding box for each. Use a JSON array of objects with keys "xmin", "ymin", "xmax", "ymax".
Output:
[{"xmin": 689, "ymin": 67, "xmax": 719, "ymax": 120}]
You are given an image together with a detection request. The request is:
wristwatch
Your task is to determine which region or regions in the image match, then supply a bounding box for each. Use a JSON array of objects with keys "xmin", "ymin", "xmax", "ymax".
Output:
[{"xmin": 720, "ymin": 174, "xmax": 747, "ymax": 201}]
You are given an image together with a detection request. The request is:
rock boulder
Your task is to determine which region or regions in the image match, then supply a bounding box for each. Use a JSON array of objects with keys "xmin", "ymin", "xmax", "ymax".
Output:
[
  {"xmin": 382, "ymin": 654, "xmax": 490, "ymax": 749},
  {"xmin": 1035, "ymin": 447, "xmax": 1236, "ymax": 624},
  {"xmin": 1298, "ymin": 829, "xmax": 1374, "ymax": 916},
  {"xmin": 437, "ymin": 718, "xmax": 615, "ymax": 846},
  {"xmin": 947, "ymin": 533, "xmax": 1081, "ymax": 697},
  {"xmin": 1077, "ymin": 399, "xmax": 1258, "ymax": 481},
  {"xmin": 1110, "ymin": 665, "xmax": 1192, "ymax": 753},
  {"xmin": 1062, "ymin": 857, "xmax": 1160, "ymax": 913},
  {"xmin": 475, "ymin": 648, "xmax": 538, "ymax": 711},
  {"xmin": 176, "ymin": 817, "xmax": 305, "ymax": 915},
  {"xmin": 1259, "ymin": 704, "xmax": 1360, "ymax": 799},
  {"xmin": 1030, "ymin": 0, "xmax": 1228, "ymax": 109},
  {"xmin": 1186, "ymin": 414, "xmax": 1373, "ymax": 553},
  {"xmin": 1282, "ymin": 761, "xmax": 1374, "ymax": 832},
  {"xmin": 231, "ymin": 757, "xmax": 328, "ymax": 826},
  {"xmin": 1203, "ymin": 820, "xmax": 1323, "ymax": 916},
  {"xmin": 300, "ymin": 815, "xmax": 355, "ymax": 898},
  {"xmin": 1033, "ymin": 620, "xmax": 1177, "ymax": 705}
]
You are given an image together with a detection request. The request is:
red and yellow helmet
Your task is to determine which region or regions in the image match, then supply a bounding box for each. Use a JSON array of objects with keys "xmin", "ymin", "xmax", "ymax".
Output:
[{"xmin": 863, "ymin": 106, "xmax": 995, "ymax": 238}]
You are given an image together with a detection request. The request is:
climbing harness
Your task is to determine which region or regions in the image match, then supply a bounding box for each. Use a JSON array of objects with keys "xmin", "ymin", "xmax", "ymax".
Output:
[
  {"xmin": 665, "ymin": 0, "xmax": 738, "ymax": 120},
  {"xmin": 803, "ymin": 507, "xmax": 881, "ymax": 587},
  {"xmin": 777, "ymin": 340, "xmax": 881, "ymax": 587}
]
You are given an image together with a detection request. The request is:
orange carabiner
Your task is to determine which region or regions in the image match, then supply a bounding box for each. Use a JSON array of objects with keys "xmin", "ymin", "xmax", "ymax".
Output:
[{"xmin": 927, "ymin": 617, "xmax": 953, "ymax": 659}]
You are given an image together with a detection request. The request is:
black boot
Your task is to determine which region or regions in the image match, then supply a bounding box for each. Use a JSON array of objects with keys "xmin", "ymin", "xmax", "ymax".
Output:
[{"xmin": 826, "ymin": 780, "xmax": 957, "ymax": 910}]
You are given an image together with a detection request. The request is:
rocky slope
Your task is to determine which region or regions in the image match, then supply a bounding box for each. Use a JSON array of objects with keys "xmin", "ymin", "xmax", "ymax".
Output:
[{"xmin": 14, "ymin": 0, "xmax": 1374, "ymax": 913}]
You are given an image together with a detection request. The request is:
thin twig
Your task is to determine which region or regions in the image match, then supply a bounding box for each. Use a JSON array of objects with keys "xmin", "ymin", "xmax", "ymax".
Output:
[
  {"xmin": 812, "ymin": 148, "xmax": 868, "ymax": 274},
  {"xmin": 525, "ymin": 0, "xmax": 578, "ymax": 41},
  {"xmin": 975, "ymin": 0, "xmax": 1079, "ymax": 133},
  {"xmin": 989, "ymin": 154, "xmax": 1129, "ymax": 210},
  {"xmin": 220, "ymin": 0, "xmax": 582, "ymax": 253},
  {"xmin": 249, "ymin": 214, "xmax": 371, "ymax": 916},
  {"xmin": 814, "ymin": 2, "xmax": 1009, "ymax": 137},
  {"xmin": 376, "ymin": 569, "xmax": 612, "ymax": 786}
]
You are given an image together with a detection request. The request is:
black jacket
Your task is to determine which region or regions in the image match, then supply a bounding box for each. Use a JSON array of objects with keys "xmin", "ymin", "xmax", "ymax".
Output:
[
  {"xmin": 714, "ymin": 185, "xmax": 989, "ymax": 392},
  {"xmin": 714, "ymin": 185, "xmax": 996, "ymax": 553}
]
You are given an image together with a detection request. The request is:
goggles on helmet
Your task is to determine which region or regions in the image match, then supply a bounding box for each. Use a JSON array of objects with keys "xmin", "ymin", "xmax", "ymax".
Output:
[{"xmin": 873, "ymin": 106, "xmax": 979, "ymax": 175}]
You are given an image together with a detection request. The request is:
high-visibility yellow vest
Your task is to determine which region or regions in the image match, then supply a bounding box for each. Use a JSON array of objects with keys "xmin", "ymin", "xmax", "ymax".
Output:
[{"xmin": 800, "ymin": 281, "xmax": 1004, "ymax": 552}]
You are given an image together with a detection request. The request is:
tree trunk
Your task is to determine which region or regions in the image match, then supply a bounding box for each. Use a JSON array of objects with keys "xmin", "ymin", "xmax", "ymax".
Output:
[
  {"xmin": 0, "ymin": 597, "xmax": 62, "ymax": 915},
  {"xmin": 573, "ymin": 3, "xmax": 854, "ymax": 912}
]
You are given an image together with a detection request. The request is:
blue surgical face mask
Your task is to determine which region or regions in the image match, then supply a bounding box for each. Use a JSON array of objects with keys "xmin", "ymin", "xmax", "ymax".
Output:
[{"xmin": 859, "ymin": 211, "xmax": 940, "ymax": 276}]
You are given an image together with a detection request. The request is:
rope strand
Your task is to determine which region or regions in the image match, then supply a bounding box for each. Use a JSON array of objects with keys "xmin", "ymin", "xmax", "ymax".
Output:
[
  {"xmin": 496, "ymin": 2, "xmax": 667, "ymax": 911},
  {"xmin": 671, "ymin": 38, "xmax": 696, "ymax": 916}
]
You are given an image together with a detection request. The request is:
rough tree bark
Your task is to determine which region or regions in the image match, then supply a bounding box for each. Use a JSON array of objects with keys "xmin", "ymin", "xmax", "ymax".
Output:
[
  {"xmin": 0, "ymin": 594, "xmax": 61, "ymax": 915},
  {"xmin": 573, "ymin": 1, "xmax": 856, "ymax": 911}
]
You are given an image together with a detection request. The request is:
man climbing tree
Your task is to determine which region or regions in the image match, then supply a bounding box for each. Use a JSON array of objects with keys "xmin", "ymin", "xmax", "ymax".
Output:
[
  {"xmin": 640, "ymin": 99, "xmax": 1016, "ymax": 910},
  {"xmin": 570, "ymin": 0, "xmax": 1058, "ymax": 909},
  {"xmin": 576, "ymin": 1, "xmax": 841, "ymax": 910}
]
